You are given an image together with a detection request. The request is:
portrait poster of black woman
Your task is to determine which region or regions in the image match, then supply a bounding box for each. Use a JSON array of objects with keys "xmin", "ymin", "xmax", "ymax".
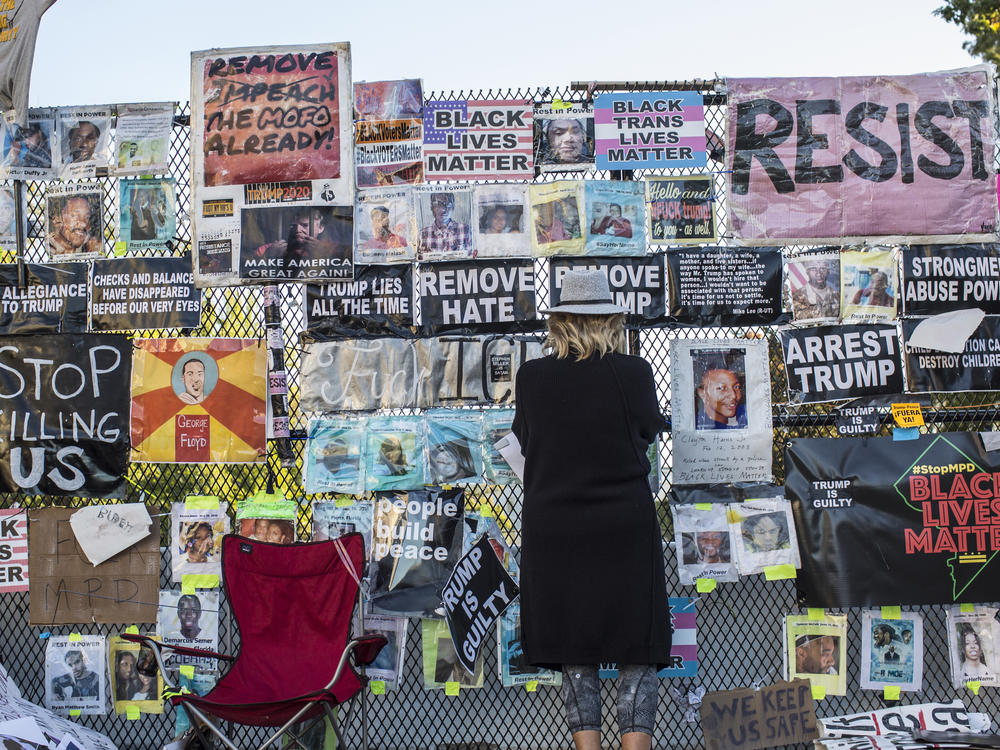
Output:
[
  {"xmin": 190, "ymin": 44, "xmax": 355, "ymax": 287},
  {"xmin": 787, "ymin": 432, "xmax": 1000, "ymax": 607}
]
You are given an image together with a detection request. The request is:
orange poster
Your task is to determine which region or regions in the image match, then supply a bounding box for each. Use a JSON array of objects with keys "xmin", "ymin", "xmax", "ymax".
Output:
[{"xmin": 131, "ymin": 338, "xmax": 266, "ymax": 463}]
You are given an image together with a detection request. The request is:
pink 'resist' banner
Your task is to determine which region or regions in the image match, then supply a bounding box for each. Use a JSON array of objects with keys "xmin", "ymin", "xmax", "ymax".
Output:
[{"xmin": 727, "ymin": 67, "xmax": 998, "ymax": 244}]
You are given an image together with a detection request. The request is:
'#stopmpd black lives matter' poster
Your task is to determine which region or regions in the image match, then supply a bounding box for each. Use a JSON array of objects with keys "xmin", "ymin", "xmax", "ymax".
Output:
[{"xmin": 787, "ymin": 432, "xmax": 1000, "ymax": 607}]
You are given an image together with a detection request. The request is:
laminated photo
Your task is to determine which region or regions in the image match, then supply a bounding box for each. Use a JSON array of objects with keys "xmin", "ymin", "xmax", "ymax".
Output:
[
  {"xmin": 119, "ymin": 178, "xmax": 177, "ymax": 252},
  {"xmin": 354, "ymin": 79, "xmax": 424, "ymax": 189},
  {"xmin": 170, "ymin": 497, "xmax": 228, "ymax": 585},
  {"xmin": 44, "ymin": 636, "xmax": 105, "ymax": 716},
  {"xmin": 584, "ymin": 180, "xmax": 646, "ymax": 256},
  {"xmin": 530, "ymin": 181, "xmax": 585, "ymax": 257},
  {"xmin": 533, "ymin": 102, "xmax": 594, "ymax": 173},
  {"xmin": 946, "ymin": 605, "xmax": 1000, "ymax": 689},
  {"xmin": 498, "ymin": 602, "xmax": 561, "ymax": 687},
  {"xmin": 354, "ymin": 186, "xmax": 416, "ymax": 264},
  {"xmin": 787, "ymin": 251, "xmax": 841, "ymax": 324},
  {"xmin": 728, "ymin": 497, "xmax": 800, "ymax": 576},
  {"xmin": 670, "ymin": 339, "xmax": 772, "ymax": 484},
  {"xmin": 365, "ymin": 416, "xmax": 425, "ymax": 491},
  {"xmin": 784, "ymin": 613, "xmax": 848, "ymax": 696},
  {"xmin": 45, "ymin": 182, "xmax": 104, "ymax": 261},
  {"xmin": 235, "ymin": 497, "xmax": 296, "ymax": 544},
  {"xmin": 175, "ymin": 671, "xmax": 217, "ymax": 737},
  {"xmin": 424, "ymin": 411, "xmax": 486, "ymax": 486},
  {"xmin": 672, "ymin": 503, "xmax": 738, "ymax": 586},
  {"xmin": 422, "ymin": 618, "xmax": 484, "ymax": 689},
  {"xmin": 158, "ymin": 590, "xmax": 220, "ymax": 673},
  {"xmin": 415, "ymin": 184, "xmax": 474, "ymax": 262},
  {"xmin": 1, "ymin": 108, "xmax": 57, "ymax": 180},
  {"xmin": 860, "ymin": 610, "xmax": 923, "ymax": 691},
  {"xmin": 114, "ymin": 102, "xmax": 174, "ymax": 176},
  {"xmin": 312, "ymin": 500, "xmax": 373, "ymax": 556},
  {"xmin": 56, "ymin": 107, "xmax": 111, "ymax": 180},
  {"xmin": 483, "ymin": 409, "xmax": 518, "ymax": 485},
  {"xmin": 840, "ymin": 248, "xmax": 898, "ymax": 323},
  {"xmin": 108, "ymin": 635, "xmax": 163, "ymax": 715},
  {"xmin": 304, "ymin": 416, "xmax": 367, "ymax": 495},
  {"xmin": 363, "ymin": 614, "xmax": 408, "ymax": 687},
  {"xmin": 472, "ymin": 183, "xmax": 531, "ymax": 258}
]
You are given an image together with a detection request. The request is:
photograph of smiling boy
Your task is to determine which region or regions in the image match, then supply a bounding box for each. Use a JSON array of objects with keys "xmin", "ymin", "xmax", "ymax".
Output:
[{"xmin": 692, "ymin": 349, "xmax": 748, "ymax": 430}]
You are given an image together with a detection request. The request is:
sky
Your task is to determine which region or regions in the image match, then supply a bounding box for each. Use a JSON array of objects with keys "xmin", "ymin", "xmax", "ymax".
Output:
[{"xmin": 27, "ymin": 0, "xmax": 980, "ymax": 107}]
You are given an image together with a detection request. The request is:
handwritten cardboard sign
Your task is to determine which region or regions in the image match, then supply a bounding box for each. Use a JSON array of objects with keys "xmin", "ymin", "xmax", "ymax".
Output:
[
  {"xmin": 700, "ymin": 679, "xmax": 818, "ymax": 750},
  {"xmin": 69, "ymin": 503, "xmax": 152, "ymax": 566},
  {"xmin": 29, "ymin": 507, "xmax": 158, "ymax": 625}
]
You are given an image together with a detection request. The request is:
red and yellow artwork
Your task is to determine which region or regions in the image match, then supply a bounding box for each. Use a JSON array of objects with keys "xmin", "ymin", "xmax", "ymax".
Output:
[{"xmin": 131, "ymin": 338, "xmax": 266, "ymax": 463}]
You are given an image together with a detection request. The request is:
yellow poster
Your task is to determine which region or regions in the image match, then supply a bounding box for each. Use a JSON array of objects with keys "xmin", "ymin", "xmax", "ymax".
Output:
[{"xmin": 131, "ymin": 338, "xmax": 266, "ymax": 463}]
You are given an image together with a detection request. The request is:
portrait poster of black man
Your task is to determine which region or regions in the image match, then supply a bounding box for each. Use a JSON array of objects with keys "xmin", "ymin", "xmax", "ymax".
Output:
[
  {"xmin": 533, "ymin": 101, "xmax": 594, "ymax": 173},
  {"xmin": 130, "ymin": 338, "xmax": 266, "ymax": 463},
  {"xmin": 43, "ymin": 635, "xmax": 106, "ymax": 716},
  {"xmin": 45, "ymin": 182, "xmax": 104, "ymax": 261},
  {"xmin": 727, "ymin": 67, "xmax": 998, "ymax": 244},
  {"xmin": 56, "ymin": 106, "xmax": 111, "ymax": 180},
  {"xmin": 669, "ymin": 339, "xmax": 772, "ymax": 485},
  {"xmin": 190, "ymin": 43, "xmax": 354, "ymax": 286}
]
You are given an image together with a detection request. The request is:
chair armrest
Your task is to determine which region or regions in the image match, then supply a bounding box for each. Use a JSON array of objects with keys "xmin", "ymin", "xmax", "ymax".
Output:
[
  {"xmin": 121, "ymin": 633, "xmax": 235, "ymax": 662},
  {"xmin": 350, "ymin": 635, "xmax": 388, "ymax": 667}
]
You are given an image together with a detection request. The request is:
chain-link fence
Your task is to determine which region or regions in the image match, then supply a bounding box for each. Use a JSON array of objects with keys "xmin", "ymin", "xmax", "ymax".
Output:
[{"xmin": 1, "ymin": 81, "xmax": 998, "ymax": 750}]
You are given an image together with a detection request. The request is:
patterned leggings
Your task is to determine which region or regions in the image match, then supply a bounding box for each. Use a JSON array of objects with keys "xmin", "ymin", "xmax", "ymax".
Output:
[{"xmin": 561, "ymin": 664, "xmax": 659, "ymax": 736}]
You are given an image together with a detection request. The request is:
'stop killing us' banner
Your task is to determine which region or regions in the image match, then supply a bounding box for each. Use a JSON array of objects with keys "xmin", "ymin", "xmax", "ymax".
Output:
[{"xmin": 728, "ymin": 67, "xmax": 998, "ymax": 245}]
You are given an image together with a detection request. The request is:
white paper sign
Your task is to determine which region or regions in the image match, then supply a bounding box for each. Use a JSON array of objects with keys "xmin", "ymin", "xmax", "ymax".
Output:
[{"xmin": 69, "ymin": 503, "xmax": 152, "ymax": 566}]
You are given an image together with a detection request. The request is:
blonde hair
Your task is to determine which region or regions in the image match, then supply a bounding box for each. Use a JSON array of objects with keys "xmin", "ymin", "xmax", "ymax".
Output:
[{"xmin": 545, "ymin": 312, "xmax": 627, "ymax": 361}]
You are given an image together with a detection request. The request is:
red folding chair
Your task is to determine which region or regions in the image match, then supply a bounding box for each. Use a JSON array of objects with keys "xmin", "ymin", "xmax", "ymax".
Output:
[{"xmin": 125, "ymin": 532, "xmax": 386, "ymax": 750}]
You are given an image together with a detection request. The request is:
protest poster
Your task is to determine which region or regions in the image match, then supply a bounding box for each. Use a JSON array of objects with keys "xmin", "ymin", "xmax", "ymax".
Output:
[
  {"xmin": 424, "ymin": 411, "xmax": 486, "ymax": 486},
  {"xmin": 533, "ymin": 102, "xmax": 594, "ymax": 172},
  {"xmin": 170, "ymin": 497, "xmax": 228, "ymax": 585},
  {"xmin": 666, "ymin": 247, "xmax": 782, "ymax": 325},
  {"xmin": 419, "ymin": 259, "xmax": 537, "ymax": 333},
  {"xmin": 363, "ymin": 614, "xmax": 408, "ymax": 687},
  {"xmin": 43, "ymin": 636, "xmax": 105, "ymax": 716},
  {"xmin": 353, "ymin": 186, "xmax": 416, "ymax": 264},
  {"xmin": 594, "ymin": 91, "xmax": 707, "ymax": 170},
  {"xmin": 304, "ymin": 417, "xmax": 367, "ymax": 495},
  {"xmin": 312, "ymin": 500, "xmax": 373, "ymax": 555},
  {"xmin": 550, "ymin": 256, "xmax": 665, "ymax": 322},
  {"xmin": 190, "ymin": 43, "xmax": 354, "ymax": 287},
  {"xmin": 498, "ymin": 602, "xmax": 561, "ymax": 687},
  {"xmin": 780, "ymin": 325, "xmax": 903, "ymax": 404},
  {"xmin": 29, "ymin": 507, "xmax": 159, "ymax": 624},
  {"xmin": 786, "ymin": 251, "xmax": 841, "ymax": 323},
  {"xmin": 235, "ymin": 495, "xmax": 296, "ymax": 543},
  {"xmin": 45, "ymin": 182, "xmax": 103, "ymax": 261},
  {"xmin": 530, "ymin": 181, "xmax": 585, "ymax": 257},
  {"xmin": 945, "ymin": 605, "xmax": 1000, "ymax": 688},
  {"xmin": 834, "ymin": 402, "xmax": 881, "ymax": 436},
  {"xmin": 354, "ymin": 79, "xmax": 424, "ymax": 189},
  {"xmin": 902, "ymin": 243, "xmax": 1000, "ymax": 315},
  {"xmin": 414, "ymin": 184, "xmax": 474, "ymax": 261},
  {"xmin": 113, "ymin": 102, "xmax": 174, "ymax": 176},
  {"xmin": 130, "ymin": 337, "xmax": 267, "ymax": 463},
  {"xmin": 369, "ymin": 487, "xmax": 465, "ymax": 617},
  {"xmin": 1, "ymin": 108, "xmax": 57, "ymax": 180},
  {"xmin": 55, "ymin": 107, "xmax": 110, "ymax": 180},
  {"xmin": 727, "ymin": 67, "xmax": 999, "ymax": 244},
  {"xmin": 784, "ymin": 613, "xmax": 848, "ymax": 695},
  {"xmin": 91, "ymin": 255, "xmax": 200, "ymax": 331},
  {"xmin": 0, "ymin": 263, "xmax": 86, "ymax": 334},
  {"xmin": 472, "ymin": 183, "xmax": 531, "ymax": 258},
  {"xmin": 646, "ymin": 175, "xmax": 716, "ymax": 244},
  {"xmin": 669, "ymin": 339, "xmax": 773, "ymax": 484},
  {"xmin": 119, "ymin": 178, "xmax": 176, "ymax": 251},
  {"xmin": 108, "ymin": 636, "xmax": 163, "ymax": 715},
  {"xmin": 819, "ymin": 700, "xmax": 975, "ymax": 739},
  {"xmin": 583, "ymin": 180, "xmax": 646, "ymax": 256},
  {"xmin": 0, "ymin": 509, "xmax": 27, "ymax": 592},
  {"xmin": 422, "ymin": 618, "xmax": 485, "ymax": 689},
  {"xmin": 158, "ymin": 590, "xmax": 220, "ymax": 673},
  {"xmin": 860, "ymin": 610, "xmax": 923, "ymax": 691},
  {"xmin": 365, "ymin": 416, "xmax": 425, "ymax": 491},
  {"xmin": 599, "ymin": 597, "xmax": 698, "ymax": 679},
  {"xmin": 299, "ymin": 335, "xmax": 542, "ymax": 411},
  {"xmin": 304, "ymin": 265, "xmax": 414, "ymax": 335},
  {"xmin": 484, "ymin": 409, "xmax": 517, "ymax": 485},
  {"xmin": 0, "ymin": 334, "xmax": 129, "ymax": 496},
  {"xmin": 786, "ymin": 432, "xmax": 1000, "ymax": 606},
  {"xmin": 424, "ymin": 98, "xmax": 532, "ymax": 181},
  {"xmin": 443, "ymin": 535, "xmax": 519, "ymax": 673},
  {"xmin": 700, "ymin": 679, "xmax": 817, "ymax": 750},
  {"xmin": 841, "ymin": 248, "xmax": 898, "ymax": 323},
  {"xmin": 0, "ymin": 187, "xmax": 21, "ymax": 245},
  {"xmin": 904, "ymin": 315, "xmax": 1000, "ymax": 392},
  {"xmin": 672, "ymin": 504, "xmax": 737, "ymax": 585},
  {"xmin": 728, "ymin": 498, "xmax": 801, "ymax": 576}
]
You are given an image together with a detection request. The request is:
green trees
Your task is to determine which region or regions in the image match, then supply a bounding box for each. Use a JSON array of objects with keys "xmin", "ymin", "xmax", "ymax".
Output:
[{"xmin": 935, "ymin": 0, "xmax": 1000, "ymax": 65}]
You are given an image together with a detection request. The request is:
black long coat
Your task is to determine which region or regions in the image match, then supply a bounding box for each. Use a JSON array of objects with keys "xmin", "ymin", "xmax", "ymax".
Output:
[{"xmin": 512, "ymin": 352, "xmax": 670, "ymax": 669}]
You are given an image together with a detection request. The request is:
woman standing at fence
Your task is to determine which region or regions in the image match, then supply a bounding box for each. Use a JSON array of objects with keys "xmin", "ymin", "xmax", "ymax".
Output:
[{"xmin": 512, "ymin": 269, "xmax": 669, "ymax": 750}]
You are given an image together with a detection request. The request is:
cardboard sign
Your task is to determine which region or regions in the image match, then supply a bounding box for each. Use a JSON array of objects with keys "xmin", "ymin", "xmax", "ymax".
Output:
[
  {"xmin": 700, "ymin": 679, "xmax": 817, "ymax": 750},
  {"xmin": 443, "ymin": 535, "xmax": 519, "ymax": 674},
  {"xmin": 29, "ymin": 507, "xmax": 159, "ymax": 625},
  {"xmin": 0, "ymin": 263, "xmax": 87, "ymax": 334},
  {"xmin": 90, "ymin": 255, "xmax": 201, "ymax": 331},
  {"xmin": 0, "ymin": 509, "xmax": 27, "ymax": 592}
]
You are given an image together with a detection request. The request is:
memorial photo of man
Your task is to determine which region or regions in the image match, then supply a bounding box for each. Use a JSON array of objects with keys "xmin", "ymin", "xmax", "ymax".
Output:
[
  {"xmin": 418, "ymin": 192, "xmax": 471, "ymax": 256},
  {"xmin": 693, "ymin": 350, "xmax": 748, "ymax": 430},
  {"xmin": 8, "ymin": 122, "xmax": 52, "ymax": 168},
  {"xmin": 795, "ymin": 634, "xmax": 838, "ymax": 675},
  {"xmin": 47, "ymin": 194, "xmax": 102, "ymax": 257},
  {"xmin": 51, "ymin": 649, "xmax": 100, "ymax": 700},
  {"xmin": 363, "ymin": 206, "xmax": 407, "ymax": 250},
  {"xmin": 538, "ymin": 117, "xmax": 593, "ymax": 166},
  {"xmin": 590, "ymin": 203, "xmax": 633, "ymax": 237},
  {"xmin": 790, "ymin": 257, "xmax": 840, "ymax": 320},
  {"xmin": 64, "ymin": 120, "xmax": 101, "ymax": 163},
  {"xmin": 171, "ymin": 594, "xmax": 203, "ymax": 640}
]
